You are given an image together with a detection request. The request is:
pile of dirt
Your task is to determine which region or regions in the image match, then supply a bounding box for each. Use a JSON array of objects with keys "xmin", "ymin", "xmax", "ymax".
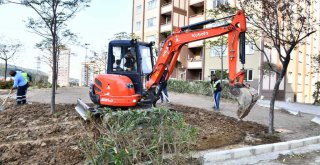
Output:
[
  {"xmin": 169, "ymin": 104, "xmax": 280, "ymax": 150},
  {"xmin": 0, "ymin": 101, "xmax": 280, "ymax": 164},
  {"xmin": 0, "ymin": 101, "xmax": 88, "ymax": 165}
]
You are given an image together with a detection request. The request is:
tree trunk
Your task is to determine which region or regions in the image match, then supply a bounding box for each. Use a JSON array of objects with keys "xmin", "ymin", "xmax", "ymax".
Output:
[
  {"xmin": 51, "ymin": 1, "xmax": 57, "ymax": 114},
  {"xmin": 51, "ymin": 50, "xmax": 57, "ymax": 114},
  {"xmin": 55, "ymin": 60, "xmax": 58, "ymax": 90},
  {"xmin": 269, "ymin": 76, "xmax": 282, "ymax": 134},
  {"xmin": 4, "ymin": 60, "xmax": 7, "ymax": 81}
]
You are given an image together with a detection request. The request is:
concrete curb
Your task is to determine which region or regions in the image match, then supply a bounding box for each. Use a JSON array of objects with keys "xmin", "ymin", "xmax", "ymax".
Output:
[{"xmin": 202, "ymin": 136, "xmax": 320, "ymax": 164}]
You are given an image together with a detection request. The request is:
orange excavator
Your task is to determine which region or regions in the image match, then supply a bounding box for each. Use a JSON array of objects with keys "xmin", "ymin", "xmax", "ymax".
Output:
[{"xmin": 75, "ymin": 10, "xmax": 258, "ymax": 120}]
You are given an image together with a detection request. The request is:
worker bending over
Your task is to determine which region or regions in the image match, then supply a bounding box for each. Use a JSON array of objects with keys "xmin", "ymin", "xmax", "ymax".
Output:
[{"xmin": 9, "ymin": 70, "xmax": 31, "ymax": 105}]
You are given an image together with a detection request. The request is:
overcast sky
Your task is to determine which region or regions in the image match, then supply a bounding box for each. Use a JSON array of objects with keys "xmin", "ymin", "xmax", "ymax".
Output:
[{"xmin": 0, "ymin": 0, "xmax": 132, "ymax": 80}]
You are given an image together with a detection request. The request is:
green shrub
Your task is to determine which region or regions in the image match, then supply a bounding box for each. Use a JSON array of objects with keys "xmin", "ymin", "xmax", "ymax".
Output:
[
  {"xmin": 80, "ymin": 108, "xmax": 197, "ymax": 164},
  {"xmin": 313, "ymin": 81, "xmax": 320, "ymax": 105},
  {"xmin": 0, "ymin": 80, "xmax": 14, "ymax": 89},
  {"xmin": 167, "ymin": 79, "xmax": 236, "ymax": 100}
]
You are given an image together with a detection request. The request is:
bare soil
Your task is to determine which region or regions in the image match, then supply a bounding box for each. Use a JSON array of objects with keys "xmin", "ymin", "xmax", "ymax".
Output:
[
  {"xmin": 0, "ymin": 101, "xmax": 87, "ymax": 165},
  {"xmin": 0, "ymin": 101, "xmax": 279, "ymax": 164},
  {"xmin": 169, "ymin": 104, "xmax": 280, "ymax": 150}
]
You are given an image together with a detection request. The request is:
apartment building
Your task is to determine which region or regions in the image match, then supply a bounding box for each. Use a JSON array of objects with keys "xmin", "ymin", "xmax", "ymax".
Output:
[
  {"xmin": 280, "ymin": 0, "xmax": 320, "ymax": 103},
  {"xmin": 132, "ymin": 0, "xmax": 261, "ymax": 85},
  {"xmin": 48, "ymin": 49, "xmax": 71, "ymax": 87},
  {"xmin": 80, "ymin": 62, "xmax": 95, "ymax": 86},
  {"xmin": 132, "ymin": 0, "xmax": 320, "ymax": 103},
  {"xmin": 203, "ymin": 0, "xmax": 261, "ymax": 92}
]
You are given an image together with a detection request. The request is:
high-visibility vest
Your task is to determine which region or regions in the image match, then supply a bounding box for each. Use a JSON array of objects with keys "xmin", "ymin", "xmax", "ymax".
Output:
[
  {"xmin": 213, "ymin": 80, "xmax": 221, "ymax": 91},
  {"xmin": 22, "ymin": 72, "xmax": 30, "ymax": 83}
]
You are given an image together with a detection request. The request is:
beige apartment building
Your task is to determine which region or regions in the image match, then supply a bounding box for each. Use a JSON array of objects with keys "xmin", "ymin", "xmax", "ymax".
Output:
[
  {"xmin": 132, "ymin": 0, "xmax": 320, "ymax": 103},
  {"xmin": 80, "ymin": 62, "xmax": 95, "ymax": 86},
  {"xmin": 281, "ymin": 0, "xmax": 320, "ymax": 103},
  {"xmin": 132, "ymin": 0, "xmax": 261, "ymax": 87},
  {"xmin": 80, "ymin": 55, "xmax": 106, "ymax": 86}
]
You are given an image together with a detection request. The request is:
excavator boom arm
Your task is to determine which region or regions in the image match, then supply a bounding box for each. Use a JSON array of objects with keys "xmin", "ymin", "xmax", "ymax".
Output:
[
  {"xmin": 146, "ymin": 10, "xmax": 247, "ymax": 89},
  {"xmin": 146, "ymin": 10, "xmax": 258, "ymax": 119}
]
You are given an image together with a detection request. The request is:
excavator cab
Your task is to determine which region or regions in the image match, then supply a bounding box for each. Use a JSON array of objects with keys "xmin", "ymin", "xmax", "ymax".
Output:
[{"xmin": 87, "ymin": 40, "xmax": 155, "ymax": 108}]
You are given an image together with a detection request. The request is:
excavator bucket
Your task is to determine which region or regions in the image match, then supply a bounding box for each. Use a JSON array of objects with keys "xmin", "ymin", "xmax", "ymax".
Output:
[
  {"xmin": 75, "ymin": 99, "xmax": 102, "ymax": 120},
  {"xmin": 75, "ymin": 99, "xmax": 96, "ymax": 120},
  {"xmin": 235, "ymin": 87, "xmax": 259, "ymax": 119}
]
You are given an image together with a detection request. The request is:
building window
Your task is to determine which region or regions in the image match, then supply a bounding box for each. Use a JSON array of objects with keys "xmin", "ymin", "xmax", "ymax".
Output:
[
  {"xmin": 246, "ymin": 69, "xmax": 253, "ymax": 81},
  {"xmin": 147, "ymin": 17, "xmax": 157, "ymax": 28},
  {"xmin": 147, "ymin": 0, "xmax": 157, "ymax": 10},
  {"xmin": 146, "ymin": 35, "xmax": 156, "ymax": 42},
  {"xmin": 213, "ymin": 0, "xmax": 228, "ymax": 8},
  {"xmin": 210, "ymin": 45, "xmax": 227, "ymax": 57},
  {"xmin": 136, "ymin": 21, "xmax": 141, "ymax": 31},
  {"xmin": 136, "ymin": 5, "xmax": 142, "ymax": 14}
]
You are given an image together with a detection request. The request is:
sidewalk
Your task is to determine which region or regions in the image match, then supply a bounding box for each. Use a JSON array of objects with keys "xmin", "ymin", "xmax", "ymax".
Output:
[{"xmin": 257, "ymin": 100, "xmax": 320, "ymax": 116}]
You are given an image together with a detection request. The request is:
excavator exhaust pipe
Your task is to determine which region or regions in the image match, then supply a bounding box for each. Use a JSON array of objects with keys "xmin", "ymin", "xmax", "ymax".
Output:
[{"xmin": 233, "ymin": 86, "xmax": 259, "ymax": 119}]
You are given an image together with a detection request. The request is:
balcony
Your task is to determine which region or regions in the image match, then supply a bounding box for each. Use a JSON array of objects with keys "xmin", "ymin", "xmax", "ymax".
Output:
[
  {"xmin": 189, "ymin": 13, "xmax": 205, "ymax": 24},
  {"xmin": 160, "ymin": 22, "xmax": 172, "ymax": 33},
  {"xmin": 189, "ymin": 0, "xmax": 204, "ymax": 6},
  {"xmin": 188, "ymin": 40, "xmax": 203, "ymax": 48},
  {"xmin": 187, "ymin": 59, "xmax": 202, "ymax": 69},
  {"xmin": 161, "ymin": 3, "xmax": 172, "ymax": 14}
]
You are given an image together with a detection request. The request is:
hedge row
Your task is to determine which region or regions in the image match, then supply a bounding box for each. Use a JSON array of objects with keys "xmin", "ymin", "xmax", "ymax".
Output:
[{"xmin": 167, "ymin": 79, "xmax": 236, "ymax": 100}]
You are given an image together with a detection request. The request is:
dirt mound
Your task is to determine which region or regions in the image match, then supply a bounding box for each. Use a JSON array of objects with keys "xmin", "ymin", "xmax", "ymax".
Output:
[
  {"xmin": 0, "ymin": 101, "xmax": 280, "ymax": 164},
  {"xmin": 169, "ymin": 104, "xmax": 280, "ymax": 150},
  {"xmin": 0, "ymin": 101, "xmax": 88, "ymax": 165}
]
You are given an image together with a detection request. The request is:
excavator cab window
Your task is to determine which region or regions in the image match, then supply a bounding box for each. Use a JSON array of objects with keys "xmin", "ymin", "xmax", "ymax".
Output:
[
  {"xmin": 139, "ymin": 45, "xmax": 153, "ymax": 75},
  {"xmin": 112, "ymin": 46, "xmax": 137, "ymax": 72}
]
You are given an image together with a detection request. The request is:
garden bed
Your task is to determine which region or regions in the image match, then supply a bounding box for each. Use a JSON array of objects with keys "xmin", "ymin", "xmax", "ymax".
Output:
[{"xmin": 0, "ymin": 101, "xmax": 279, "ymax": 164}]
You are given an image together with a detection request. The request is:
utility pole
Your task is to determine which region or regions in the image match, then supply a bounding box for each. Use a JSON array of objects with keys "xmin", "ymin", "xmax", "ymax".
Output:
[{"xmin": 84, "ymin": 43, "xmax": 90, "ymax": 86}]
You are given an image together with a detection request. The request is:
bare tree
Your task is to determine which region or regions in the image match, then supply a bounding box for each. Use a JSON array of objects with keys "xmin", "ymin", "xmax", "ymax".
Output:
[
  {"xmin": 4, "ymin": 0, "xmax": 90, "ymax": 113},
  {"xmin": 206, "ymin": 4, "xmax": 237, "ymax": 83},
  {"xmin": 110, "ymin": 32, "xmax": 141, "ymax": 41},
  {"xmin": 241, "ymin": 0, "xmax": 317, "ymax": 133},
  {"xmin": 89, "ymin": 51, "xmax": 107, "ymax": 74},
  {"xmin": 0, "ymin": 37, "xmax": 22, "ymax": 80}
]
